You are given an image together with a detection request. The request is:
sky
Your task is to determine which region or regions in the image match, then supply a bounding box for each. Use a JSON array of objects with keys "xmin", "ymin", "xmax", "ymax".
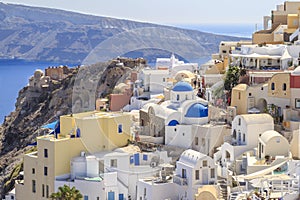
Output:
[{"xmin": 0, "ymin": 0, "xmax": 293, "ymax": 25}]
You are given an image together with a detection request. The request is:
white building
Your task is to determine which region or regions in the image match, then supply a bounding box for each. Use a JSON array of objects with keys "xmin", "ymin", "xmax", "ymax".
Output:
[
  {"xmin": 230, "ymin": 44, "xmax": 300, "ymax": 70},
  {"xmin": 216, "ymin": 114, "xmax": 274, "ymax": 177},
  {"xmin": 156, "ymin": 53, "xmax": 198, "ymax": 75},
  {"xmin": 53, "ymin": 146, "xmax": 172, "ymax": 200},
  {"xmin": 174, "ymin": 149, "xmax": 217, "ymax": 200}
]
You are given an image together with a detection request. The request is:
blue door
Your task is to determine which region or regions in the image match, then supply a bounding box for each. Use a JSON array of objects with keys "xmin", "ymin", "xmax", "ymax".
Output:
[
  {"xmin": 108, "ymin": 192, "xmax": 115, "ymax": 200},
  {"xmin": 119, "ymin": 194, "xmax": 124, "ymax": 200},
  {"xmin": 134, "ymin": 153, "xmax": 140, "ymax": 166}
]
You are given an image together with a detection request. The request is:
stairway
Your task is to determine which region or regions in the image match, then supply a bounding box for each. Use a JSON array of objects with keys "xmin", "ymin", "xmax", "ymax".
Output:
[{"xmin": 217, "ymin": 179, "xmax": 228, "ymax": 200}]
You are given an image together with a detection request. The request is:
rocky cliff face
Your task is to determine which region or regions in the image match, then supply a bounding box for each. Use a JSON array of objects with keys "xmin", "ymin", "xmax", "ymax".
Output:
[
  {"xmin": 0, "ymin": 3, "xmax": 245, "ymax": 63},
  {"xmin": 0, "ymin": 58, "xmax": 145, "ymax": 198}
]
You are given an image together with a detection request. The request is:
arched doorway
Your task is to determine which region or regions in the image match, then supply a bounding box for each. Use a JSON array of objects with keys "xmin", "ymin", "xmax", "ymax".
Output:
[{"xmin": 257, "ymin": 98, "xmax": 267, "ymax": 113}]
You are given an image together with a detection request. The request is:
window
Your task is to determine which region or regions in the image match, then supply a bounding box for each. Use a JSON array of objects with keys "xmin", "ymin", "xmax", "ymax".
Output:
[
  {"xmin": 44, "ymin": 166, "xmax": 48, "ymax": 176},
  {"xmin": 222, "ymin": 50, "xmax": 227, "ymax": 53},
  {"xmin": 233, "ymin": 130, "xmax": 237, "ymax": 140},
  {"xmin": 42, "ymin": 184, "xmax": 45, "ymax": 197},
  {"xmin": 261, "ymin": 145, "xmax": 264, "ymax": 153},
  {"xmin": 202, "ymin": 160, "xmax": 207, "ymax": 167},
  {"xmin": 177, "ymin": 94, "xmax": 180, "ymax": 101},
  {"xmin": 118, "ymin": 124, "xmax": 123, "ymax": 133},
  {"xmin": 295, "ymin": 99, "xmax": 300, "ymax": 109},
  {"xmin": 163, "ymin": 78, "xmax": 166, "ymax": 82},
  {"xmin": 276, "ymin": 138, "xmax": 280, "ymax": 143},
  {"xmin": 195, "ymin": 170, "xmax": 199, "ymax": 180},
  {"xmin": 46, "ymin": 185, "xmax": 49, "ymax": 198},
  {"xmin": 182, "ymin": 168, "xmax": 187, "ymax": 178},
  {"xmin": 271, "ymin": 82, "xmax": 275, "ymax": 91},
  {"xmin": 238, "ymin": 92, "xmax": 241, "ymax": 100},
  {"xmin": 44, "ymin": 149, "xmax": 48, "ymax": 158},
  {"xmin": 268, "ymin": 59, "xmax": 272, "ymax": 65},
  {"xmin": 282, "ymin": 83, "xmax": 287, "ymax": 91},
  {"xmin": 110, "ymin": 159, "xmax": 117, "ymax": 167},
  {"xmin": 10, "ymin": 196, "xmax": 14, "ymax": 200},
  {"xmin": 211, "ymin": 168, "xmax": 215, "ymax": 178},
  {"xmin": 238, "ymin": 118, "xmax": 241, "ymax": 126},
  {"xmin": 130, "ymin": 156, "xmax": 134, "ymax": 164},
  {"xmin": 143, "ymin": 154, "xmax": 148, "ymax": 161},
  {"xmin": 243, "ymin": 134, "xmax": 245, "ymax": 142},
  {"xmin": 144, "ymin": 188, "xmax": 147, "ymax": 196},
  {"xmin": 249, "ymin": 93, "xmax": 252, "ymax": 97},
  {"xmin": 201, "ymin": 138, "xmax": 205, "ymax": 146},
  {"xmin": 32, "ymin": 168, "xmax": 35, "ymax": 174},
  {"xmin": 97, "ymin": 197, "xmax": 100, "ymax": 200},
  {"xmin": 32, "ymin": 180, "xmax": 36, "ymax": 193},
  {"xmin": 84, "ymin": 196, "xmax": 88, "ymax": 200},
  {"xmin": 195, "ymin": 137, "xmax": 199, "ymax": 145}
]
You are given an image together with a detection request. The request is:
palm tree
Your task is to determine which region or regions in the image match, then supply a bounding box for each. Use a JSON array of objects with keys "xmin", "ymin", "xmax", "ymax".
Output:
[{"xmin": 50, "ymin": 184, "xmax": 83, "ymax": 200}]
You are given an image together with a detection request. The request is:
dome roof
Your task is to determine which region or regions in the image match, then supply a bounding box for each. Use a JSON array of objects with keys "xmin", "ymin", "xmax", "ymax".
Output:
[
  {"xmin": 185, "ymin": 103, "xmax": 208, "ymax": 118},
  {"xmin": 172, "ymin": 81, "xmax": 193, "ymax": 92},
  {"xmin": 260, "ymin": 130, "xmax": 284, "ymax": 144}
]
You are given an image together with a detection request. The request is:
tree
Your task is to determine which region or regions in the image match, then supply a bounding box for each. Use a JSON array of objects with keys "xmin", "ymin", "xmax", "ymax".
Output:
[
  {"xmin": 224, "ymin": 66, "xmax": 240, "ymax": 92},
  {"xmin": 50, "ymin": 184, "xmax": 83, "ymax": 200}
]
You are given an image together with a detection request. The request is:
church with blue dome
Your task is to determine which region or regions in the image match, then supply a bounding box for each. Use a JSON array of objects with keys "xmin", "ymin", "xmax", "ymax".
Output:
[
  {"xmin": 172, "ymin": 81, "xmax": 194, "ymax": 92},
  {"xmin": 140, "ymin": 81, "xmax": 210, "ymax": 148}
]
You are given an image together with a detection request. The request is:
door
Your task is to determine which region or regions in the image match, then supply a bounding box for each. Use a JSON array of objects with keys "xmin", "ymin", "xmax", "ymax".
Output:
[
  {"xmin": 108, "ymin": 192, "xmax": 115, "ymax": 200},
  {"xmin": 202, "ymin": 169, "xmax": 209, "ymax": 184},
  {"xmin": 134, "ymin": 153, "xmax": 140, "ymax": 166},
  {"xmin": 119, "ymin": 194, "xmax": 124, "ymax": 200}
]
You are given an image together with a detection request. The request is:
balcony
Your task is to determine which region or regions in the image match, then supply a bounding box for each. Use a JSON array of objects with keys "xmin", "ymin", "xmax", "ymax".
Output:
[{"xmin": 173, "ymin": 175, "xmax": 187, "ymax": 186}]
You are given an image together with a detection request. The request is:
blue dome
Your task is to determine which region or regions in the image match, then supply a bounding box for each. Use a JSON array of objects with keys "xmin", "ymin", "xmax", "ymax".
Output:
[
  {"xmin": 185, "ymin": 103, "xmax": 208, "ymax": 118},
  {"xmin": 172, "ymin": 81, "xmax": 193, "ymax": 92}
]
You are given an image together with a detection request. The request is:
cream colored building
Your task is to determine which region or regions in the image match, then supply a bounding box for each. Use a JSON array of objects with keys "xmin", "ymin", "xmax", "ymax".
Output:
[
  {"xmin": 15, "ymin": 135, "xmax": 87, "ymax": 200},
  {"xmin": 16, "ymin": 111, "xmax": 132, "ymax": 200},
  {"xmin": 231, "ymin": 72, "xmax": 291, "ymax": 115},
  {"xmin": 257, "ymin": 130, "xmax": 290, "ymax": 160},
  {"xmin": 290, "ymin": 128, "xmax": 300, "ymax": 159},
  {"xmin": 60, "ymin": 111, "xmax": 132, "ymax": 153},
  {"xmin": 253, "ymin": 1, "xmax": 300, "ymax": 44},
  {"xmin": 195, "ymin": 185, "xmax": 220, "ymax": 200}
]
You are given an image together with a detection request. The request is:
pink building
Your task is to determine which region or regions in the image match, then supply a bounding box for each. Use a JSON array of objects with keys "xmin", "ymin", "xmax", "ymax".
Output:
[{"xmin": 109, "ymin": 89, "xmax": 132, "ymax": 111}]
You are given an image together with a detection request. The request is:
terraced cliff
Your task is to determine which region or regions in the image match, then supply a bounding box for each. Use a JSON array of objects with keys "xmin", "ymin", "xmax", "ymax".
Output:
[{"xmin": 0, "ymin": 58, "xmax": 146, "ymax": 198}]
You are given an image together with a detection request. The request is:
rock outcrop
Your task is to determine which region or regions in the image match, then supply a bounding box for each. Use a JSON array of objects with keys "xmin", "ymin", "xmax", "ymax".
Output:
[{"xmin": 0, "ymin": 57, "xmax": 146, "ymax": 198}]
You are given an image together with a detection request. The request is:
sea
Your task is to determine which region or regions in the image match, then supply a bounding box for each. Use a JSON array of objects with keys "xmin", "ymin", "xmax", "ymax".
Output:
[
  {"xmin": 0, "ymin": 59, "xmax": 74, "ymax": 123},
  {"xmin": 0, "ymin": 24, "xmax": 255, "ymax": 123}
]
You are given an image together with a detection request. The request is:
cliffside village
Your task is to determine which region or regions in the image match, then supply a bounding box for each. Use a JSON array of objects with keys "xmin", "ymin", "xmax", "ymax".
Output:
[{"xmin": 6, "ymin": 1, "xmax": 300, "ymax": 200}]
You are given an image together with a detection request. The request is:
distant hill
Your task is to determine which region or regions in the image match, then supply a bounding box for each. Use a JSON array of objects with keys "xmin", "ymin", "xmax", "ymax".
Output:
[{"xmin": 0, "ymin": 2, "xmax": 247, "ymax": 63}]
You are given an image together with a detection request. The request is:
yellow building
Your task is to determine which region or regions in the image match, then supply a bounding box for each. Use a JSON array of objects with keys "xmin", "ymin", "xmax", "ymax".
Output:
[
  {"xmin": 253, "ymin": 1, "xmax": 300, "ymax": 44},
  {"xmin": 16, "ymin": 135, "xmax": 87, "ymax": 200},
  {"xmin": 195, "ymin": 185, "xmax": 220, "ymax": 200},
  {"xmin": 16, "ymin": 111, "xmax": 132, "ymax": 200},
  {"xmin": 268, "ymin": 73, "xmax": 291, "ymax": 98},
  {"xmin": 231, "ymin": 84, "xmax": 249, "ymax": 115},
  {"xmin": 60, "ymin": 111, "xmax": 132, "ymax": 153}
]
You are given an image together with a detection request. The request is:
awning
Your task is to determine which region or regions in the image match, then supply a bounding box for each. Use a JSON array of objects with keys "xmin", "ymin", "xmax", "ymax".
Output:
[
  {"xmin": 237, "ymin": 159, "xmax": 289, "ymax": 180},
  {"xmin": 42, "ymin": 120, "xmax": 58, "ymax": 129}
]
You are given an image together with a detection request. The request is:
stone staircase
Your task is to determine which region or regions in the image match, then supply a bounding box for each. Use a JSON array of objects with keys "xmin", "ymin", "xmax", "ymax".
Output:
[{"xmin": 217, "ymin": 179, "xmax": 228, "ymax": 200}]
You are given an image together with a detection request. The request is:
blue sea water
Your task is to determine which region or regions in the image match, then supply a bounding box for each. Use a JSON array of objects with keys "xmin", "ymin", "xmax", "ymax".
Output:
[
  {"xmin": 0, "ymin": 59, "xmax": 71, "ymax": 123},
  {"xmin": 0, "ymin": 24, "xmax": 254, "ymax": 124},
  {"xmin": 174, "ymin": 23, "xmax": 258, "ymax": 38}
]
